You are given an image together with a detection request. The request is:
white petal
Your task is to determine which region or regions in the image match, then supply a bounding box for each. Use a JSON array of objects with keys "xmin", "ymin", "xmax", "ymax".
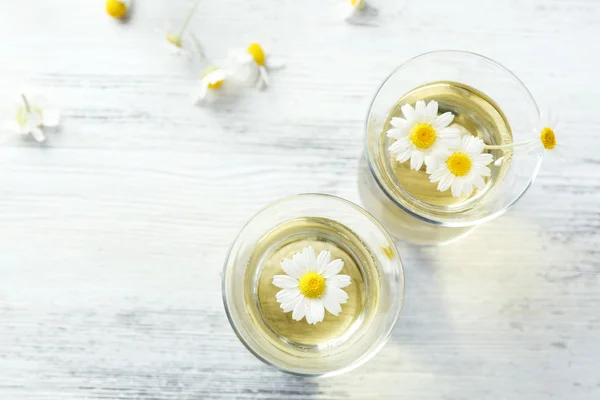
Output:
[
  {"xmin": 451, "ymin": 180, "xmax": 463, "ymax": 197},
  {"xmin": 194, "ymin": 85, "xmax": 208, "ymax": 105},
  {"xmin": 390, "ymin": 117, "xmax": 410, "ymax": 130},
  {"xmin": 308, "ymin": 299, "xmax": 325, "ymax": 325},
  {"xmin": 42, "ymin": 108, "xmax": 60, "ymax": 128},
  {"xmin": 257, "ymin": 66, "xmax": 269, "ymax": 90},
  {"xmin": 272, "ymin": 275, "xmax": 298, "ymax": 289},
  {"xmin": 424, "ymin": 155, "xmax": 439, "ymax": 172},
  {"xmin": 281, "ymin": 258, "xmax": 304, "ymax": 279},
  {"xmin": 292, "ymin": 297, "xmax": 308, "ymax": 321},
  {"xmin": 432, "ymin": 112, "xmax": 454, "ymax": 129},
  {"xmin": 437, "ymin": 127, "xmax": 461, "ymax": 142},
  {"xmin": 316, "ymin": 250, "xmax": 331, "ymax": 274},
  {"xmin": 322, "ymin": 259, "xmax": 344, "ymax": 278},
  {"xmin": 476, "ymin": 165, "xmax": 492, "ymax": 177},
  {"xmin": 281, "ymin": 295, "xmax": 302, "ymax": 313},
  {"xmin": 395, "ymin": 148, "xmax": 412, "ymax": 163},
  {"xmin": 429, "ymin": 166, "xmax": 449, "ymax": 182},
  {"xmin": 30, "ymin": 128, "xmax": 46, "ymax": 143},
  {"xmin": 389, "ymin": 137, "xmax": 410, "ymax": 153},
  {"xmin": 302, "ymin": 246, "xmax": 317, "ymax": 272},
  {"xmin": 437, "ymin": 173, "xmax": 455, "ymax": 192},
  {"xmin": 461, "ymin": 180, "xmax": 474, "ymax": 196},
  {"xmin": 387, "ymin": 128, "xmax": 406, "ymax": 140},
  {"xmin": 326, "ymin": 274, "xmax": 352, "ymax": 288},
  {"xmin": 329, "ymin": 287, "xmax": 349, "ymax": 304},
  {"xmin": 426, "ymin": 100, "xmax": 438, "ymax": 118},
  {"xmin": 322, "ymin": 290, "xmax": 342, "ymax": 316},
  {"xmin": 473, "ymin": 153, "xmax": 493, "ymax": 166},
  {"xmin": 410, "ymin": 151, "xmax": 425, "ymax": 170},
  {"xmin": 292, "ymin": 252, "xmax": 307, "ymax": 269},
  {"xmin": 467, "ymin": 138, "xmax": 485, "ymax": 155},
  {"xmin": 472, "ymin": 175, "xmax": 486, "ymax": 190},
  {"xmin": 276, "ymin": 288, "xmax": 301, "ymax": 303},
  {"xmin": 415, "ymin": 100, "xmax": 426, "ymax": 115},
  {"xmin": 401, "ymin": 103, "xmax": 416, "ymax": 121}
]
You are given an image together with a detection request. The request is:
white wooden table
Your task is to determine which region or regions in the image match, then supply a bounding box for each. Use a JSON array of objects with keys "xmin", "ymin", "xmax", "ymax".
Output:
[{"xmin": 1, "ymin": 0, "xmax": 599, "ymax": 398}]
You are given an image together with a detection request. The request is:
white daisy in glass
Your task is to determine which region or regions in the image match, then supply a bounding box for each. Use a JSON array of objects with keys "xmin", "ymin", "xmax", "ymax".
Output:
[
  {"xmin": 387, "ymin": 100, "xmax": 461, "ymax": 171},
  {"xmin": 228, "ymin": 42, "xmax": 283, "ymax": 90},
  {"xmin": 1, "ymin": 94, "xmax": 60, "ymax": 143},
  {"xmin": 272, "ymin": 246, "xmax": 352, "ymax": 325},
  {"xmin": 194, "ymin": 67, "xmax": 227, "ymax": 105},
  {"xmin": 524, "ymin": 110, "xmax": 563, "ymax": 159},
  {"xmin": 429, "ymin": 135, "xmax": 494, "ymax": 198}
]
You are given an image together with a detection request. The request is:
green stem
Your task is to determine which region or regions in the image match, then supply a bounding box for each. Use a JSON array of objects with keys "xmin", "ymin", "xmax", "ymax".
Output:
[
  {"xmin": 189, "ymin": 33, "xmax": 206, "ymax": 60},
  {"xmin": 21, "ymin": 93, "xmax": 31, "ymax": 112},
  {"xmin": 484, "ymin": 140, "xmax": 532, "ymax": 151},
  {"xmin": 177, "ymin": 0, "xmax": 202, "ymax": 37}
]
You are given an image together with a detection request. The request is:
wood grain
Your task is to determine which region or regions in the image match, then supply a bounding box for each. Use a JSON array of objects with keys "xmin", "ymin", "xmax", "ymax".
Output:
[{"xmin": 0, "ymin": 0, "xmax": 599, "ymax": 398}]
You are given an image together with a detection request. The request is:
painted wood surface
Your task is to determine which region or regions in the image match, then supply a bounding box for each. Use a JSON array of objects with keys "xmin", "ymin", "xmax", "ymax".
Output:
[{"xmin": 0, "ymin": 0, "xmax": 599, "ymax": 399}]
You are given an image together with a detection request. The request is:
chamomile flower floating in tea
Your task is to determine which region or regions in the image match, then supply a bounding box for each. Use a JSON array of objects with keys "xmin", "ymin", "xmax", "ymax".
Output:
[
  {"xmin": 429, "ymin": 136, "xmax": 494, "ymax": 198},
  {"xmin": 1, "ymin": 94, "xmax": 60, "ymax": 143},
  {"xmin": 273, "ymin": 246, "xmax": 351, "ymax": 325},
  {"xmin": 195, "ymin": 67, "xmax": 227, "ymax": 104},
  {"xmin": 387, "ymin": 100, "xmax": 461, "ymax": 171},
  {"xmin": 106, "ymin": 0, "xmax": 130, "ymax": 20},
  {"xmin": 228, "ymin": 43, "xmax": 283, "ymax": 90}
]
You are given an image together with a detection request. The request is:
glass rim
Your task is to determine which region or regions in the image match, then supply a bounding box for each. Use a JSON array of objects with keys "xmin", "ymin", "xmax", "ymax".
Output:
[
  {"xmin": 221, "ymin": 193, "xmax": 405, "ymax": 377},
  {"xmin": 363, "ymin": 49, "xmax": 543, "ymax": 228}
]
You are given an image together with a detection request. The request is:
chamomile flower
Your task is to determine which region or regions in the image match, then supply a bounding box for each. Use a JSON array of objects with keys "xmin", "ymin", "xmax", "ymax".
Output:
[
  {"xmin": 106, "ymin": 0, "xmax": 130, "ymax": 19},
  {"xmin": 387, "ymin": 100, "xmax": 461, "ymax": 171},
  {"xmin": 272, "ymin": 246, "xmax": 352, "ymax": 325},
  {"xmin": 524, "ymin": 110, "xmax": 563, "ymax": 159},
  {"xmin": 429, "ymin": 135, "xmax": 494, "ymax": 198},
  {"xmin": 228, "ymin": 43, "xmax": 282, "ymax": 90},
  {"xmin": 161, "ymin": 0, "xmax": 201, "ymax": 56},
  {"xmin": 195, "ymin": 67, "xmax": 227, "ymax": 105},
  {"xmin": 1, "ymin": 94, "xmax": 60, "ymax": 143}
]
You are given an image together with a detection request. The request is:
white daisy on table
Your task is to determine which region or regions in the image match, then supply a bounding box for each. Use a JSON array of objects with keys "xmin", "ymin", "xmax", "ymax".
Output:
[
  {"xmin": 429, "ymin": 135, "xmax": 494, "ymax": 198},
  {"xmin": 524, "ymin": 110, "xmax": 563, "ymax": 159},
  {"xmin": 387, "ymin": 100, "xmax": 461, "ymax": 172},
  {"xmin": 228, "ymin": 42, "xmax": 283, "ymax": 90},
  {"xmin": 160, "ymin": 0, "xmax": 201, "ymax": 56},
  {"xmin": 1, "ymin": 94, "xmax": 60, "ymax": 143},
  {"xmin": 194, "ymin": 67, "xmax": 227, "ymax": 105},
  {"xmin": 272, "ymin": 246, "xmax": 352, "ymax": 325}
]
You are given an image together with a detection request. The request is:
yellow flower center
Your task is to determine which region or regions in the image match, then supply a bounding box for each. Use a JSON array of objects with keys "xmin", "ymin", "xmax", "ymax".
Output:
[
  {"xmin": 298, "ymin": 272, "xmax": 326, "ymax": 299},
  {"xmin": 16, "ymin": 106, "xmax": 43, "ymax": 127},
  {"xmin": 166, "ymin": 33, "xmax": 182, "ymax": 48},
  {"xmin": 410, "ymin": 123, "xmax": 436, "ymax": 149},
  {"xmin": 540, "ymin": 127, "xmax": 556, "ymax": 150},
  {"xmin": 202, "ymin": 68, "xmax": 225, "ymax": 89},
  {"xmin": 247, "ymin": 43, "xmax": 266, "ymax": 66},
  {"xmin": 351, "ymin": 0, "xmax": 364, "ymax": 7},
  {"xmin": 106, "ymin": 0, "xmax": 128, "ymax": 19},
  {"xmin": 447, "ymin": 152, "xmax": 473, "ymax": 176}
]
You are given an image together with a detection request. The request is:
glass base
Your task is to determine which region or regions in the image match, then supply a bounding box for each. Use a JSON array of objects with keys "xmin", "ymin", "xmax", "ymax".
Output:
[{"xmin": 357, "ymin": 156, "xmax": 475, "ymax": 246}]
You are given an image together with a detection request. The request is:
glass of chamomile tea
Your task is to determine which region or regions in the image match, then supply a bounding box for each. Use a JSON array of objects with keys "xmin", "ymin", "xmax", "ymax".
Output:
[
  {"xmin": 222, "ymin": 194, "xmax": 404, "ymax": 376},
  {"xmin": 358, "ymin": 50, "xmax": 542, "ymax": 245}
]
